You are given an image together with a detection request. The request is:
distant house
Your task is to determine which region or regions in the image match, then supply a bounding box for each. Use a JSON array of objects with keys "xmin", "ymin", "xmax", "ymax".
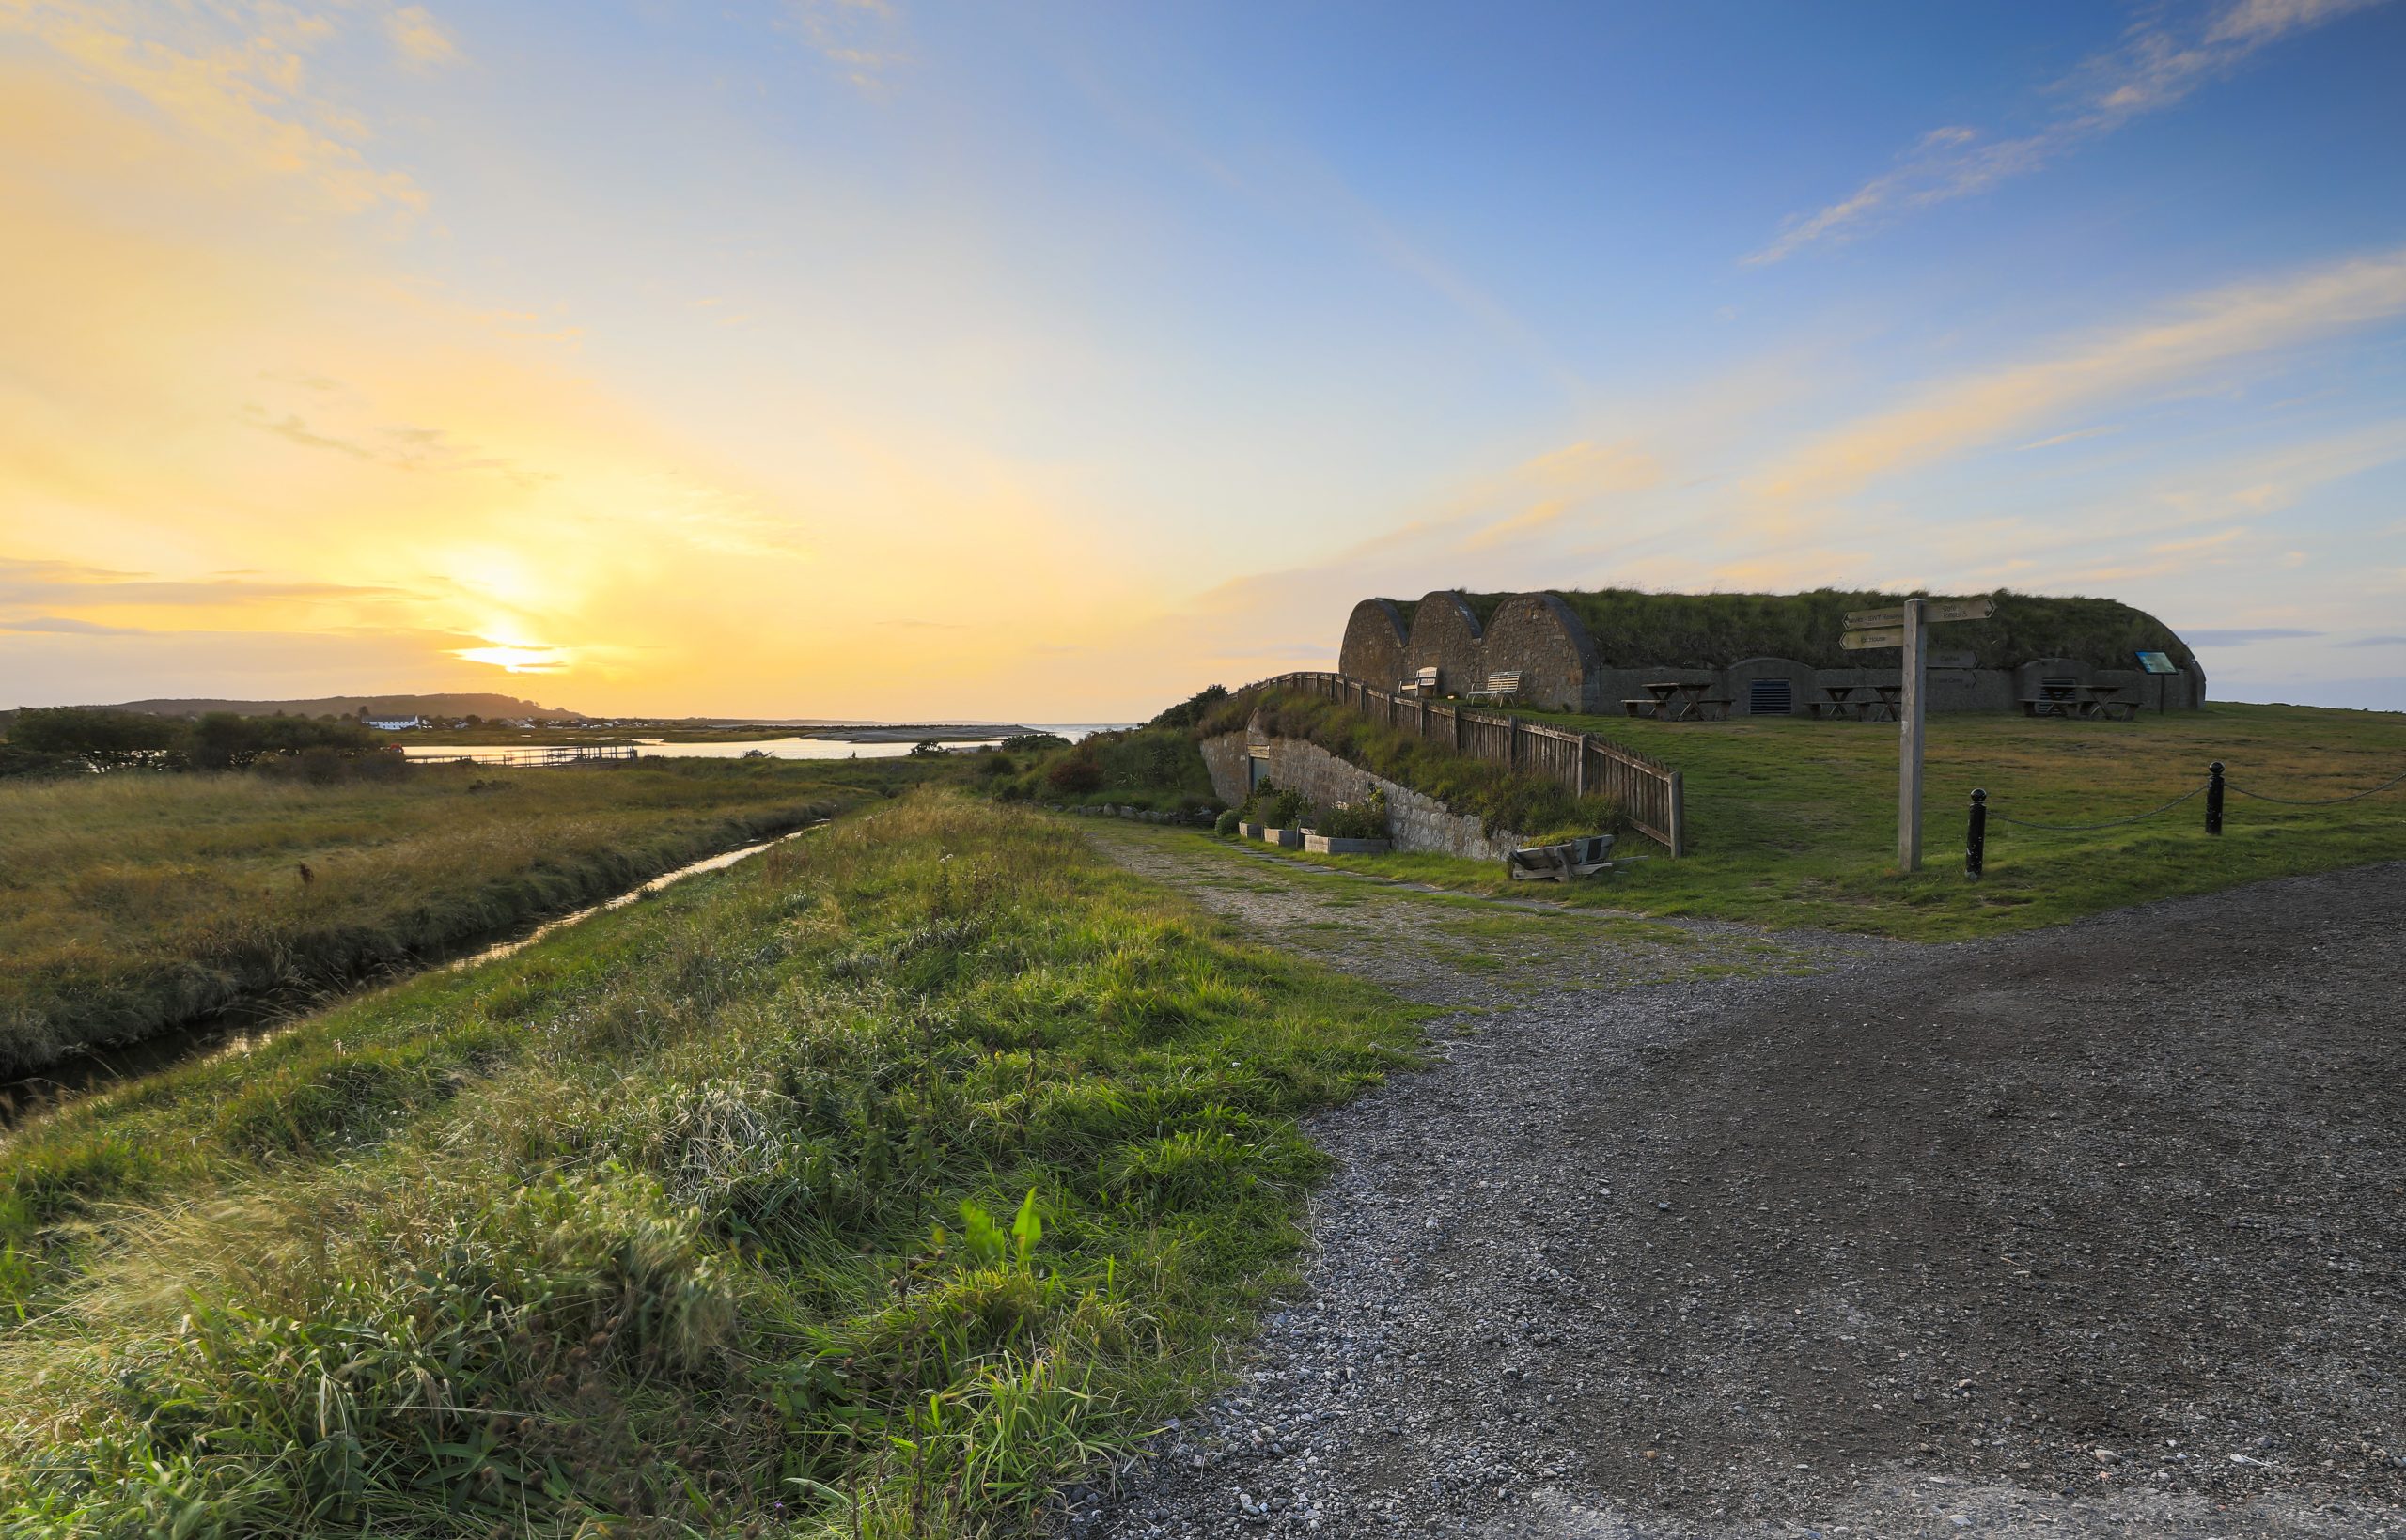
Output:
[{"xmin": 366, "ymin": 715, "xmax": 426, "ymax": 730}]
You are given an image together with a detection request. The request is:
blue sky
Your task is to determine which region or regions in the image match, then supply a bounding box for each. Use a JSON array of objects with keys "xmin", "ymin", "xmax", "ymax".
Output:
[{"xmin": 3, "ymin": 0, "xmax": 2403, "ymax": 714}]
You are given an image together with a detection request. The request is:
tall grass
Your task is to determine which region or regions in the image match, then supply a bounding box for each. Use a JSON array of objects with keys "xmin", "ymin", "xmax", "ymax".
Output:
[
  {"xmin": 0, "ymin": 792, "xmax": 1416, "ymax": 1536},
  {"xmin": 0, "ymin": 759, "xmax": 929, "ymax": 1076}
]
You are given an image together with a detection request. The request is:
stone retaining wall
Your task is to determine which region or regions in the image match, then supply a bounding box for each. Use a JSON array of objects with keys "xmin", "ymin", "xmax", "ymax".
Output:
[{"xmin": 1201, "ymin": 729, "xmax": 1524, "ymax": 862}]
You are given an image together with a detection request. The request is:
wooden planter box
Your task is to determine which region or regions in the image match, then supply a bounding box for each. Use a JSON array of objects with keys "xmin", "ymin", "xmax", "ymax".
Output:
[{"xmin": 1304, "ymin": 834, "xmax": 1391, "ymax": 856}]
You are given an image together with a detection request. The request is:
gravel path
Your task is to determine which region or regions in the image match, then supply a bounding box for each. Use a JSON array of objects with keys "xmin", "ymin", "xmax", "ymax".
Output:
[{"xmin": 1083, "ymin": 832, "xmax": 2406, "ymax": 1540}]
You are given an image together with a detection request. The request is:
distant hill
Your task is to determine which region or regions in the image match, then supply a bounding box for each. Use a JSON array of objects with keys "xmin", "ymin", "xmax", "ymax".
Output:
[{"xmin": 92, "ymin": 693, "xmax": 586, "ymax": 721}]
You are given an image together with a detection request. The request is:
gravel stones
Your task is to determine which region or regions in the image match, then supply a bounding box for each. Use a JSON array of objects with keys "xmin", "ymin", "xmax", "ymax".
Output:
[{"xmin": 1083, "ymin": 839, "xmax": 2406, "ymax": 1540}]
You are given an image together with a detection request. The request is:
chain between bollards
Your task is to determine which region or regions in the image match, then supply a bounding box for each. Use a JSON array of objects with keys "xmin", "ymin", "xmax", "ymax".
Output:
[
  {"xmin": 1966, "ymin": 788, "xmax": 1987, "ymax": 879},
  {"xmin": 2206, "ymin": 760, "xmax": 2226, "ymax": 835}
]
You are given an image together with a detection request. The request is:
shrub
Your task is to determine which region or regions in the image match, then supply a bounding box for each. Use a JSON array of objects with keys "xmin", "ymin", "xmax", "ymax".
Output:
[
  {"xmin": 976, "ymin": 753, "xmax": 1017, "ymax": 777},
  {"xmin": 1213, "ymin": 809, "xmax": 1241, "ymax": 837},
  {"xmin": 1206, "ymin": 689, "xmax": 1619, "ymax": 838},
  {"xmin": 1264, "ymin": 788, "xmax": 1311, "ymax": 828},
  {"xmin": 1147, "ymin": 684, "xmax": 1229, "ymax": 731},
  {"xmin": 1314, "ymin": 787, "xmax": 1389, "ymax": 840},
  {"xmin": 1046, "ymin": 755, "xmax": 1103, "ymax": 794}
]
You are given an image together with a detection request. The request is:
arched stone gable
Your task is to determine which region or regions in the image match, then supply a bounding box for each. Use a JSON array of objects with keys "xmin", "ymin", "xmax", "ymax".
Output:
[
  {"xmin": 1337, "ymin": 598, "xmax": 1413, "ymax": 688},
  {"xmin": 1404, "ymin": 591, "xmax": 1488, "ymax": 697},
  {"xmin": 1482, "ymin": 593, "xmax": 1597, "ymax": 709}
]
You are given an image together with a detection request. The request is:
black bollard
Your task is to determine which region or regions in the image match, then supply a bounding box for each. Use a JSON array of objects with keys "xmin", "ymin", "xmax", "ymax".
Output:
[
  {"xmin": 1966, "ymin": 788, "xmax": 1987, "ymax": 879},
  {"xmin": 2206, "ymin": 760, "xmax": 2226, "ymax": 835}
]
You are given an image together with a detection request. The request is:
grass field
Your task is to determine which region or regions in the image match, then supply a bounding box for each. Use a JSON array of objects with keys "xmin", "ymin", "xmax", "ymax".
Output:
[
  {"xmin": 0, "ymin": 792, "xmax": 1414, "ymax": 1535},
  {"xmin": 0, "ymin": 757, "xmax": 939, "ymax": 1077},
  {"xmin": 1204, "ymin": 701, "xmax": 2406, "ymax": 940}
]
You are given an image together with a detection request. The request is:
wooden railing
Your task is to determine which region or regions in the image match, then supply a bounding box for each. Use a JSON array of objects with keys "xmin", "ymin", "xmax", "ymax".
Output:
[
  {"xmin": 406, "ymin": 744, "xmax": 641, "ymax": 768},
  {"xmin": 1243, "ymin": 672, "xmax": 1685, "ymax": 856}
]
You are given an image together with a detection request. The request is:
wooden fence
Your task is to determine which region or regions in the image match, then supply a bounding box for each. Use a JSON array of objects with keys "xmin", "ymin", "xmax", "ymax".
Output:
[
  {"xmin": 406, "ymin": 744, "xmax": 640, "ymax": 769},
  {"xmin": 1244, "ymin": 672, "xmax": 1685, "ymax": 856}
]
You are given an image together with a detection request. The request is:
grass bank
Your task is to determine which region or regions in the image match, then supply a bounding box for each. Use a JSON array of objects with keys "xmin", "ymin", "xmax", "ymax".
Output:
[
  {"xmin": 0, "ymin": 792, "xmax": 1415, "ymax": 1536},
  {"xmin": 1198, "ymin": 687, "xmax": 1619, "ymax": 839},
  {"xmin": 1201, "ymin": 701, "xmax": 2406, "ymax": 940},
  {"xmin": 0, "ymin": 758, "xmax": 938, "ymax": 1077}
]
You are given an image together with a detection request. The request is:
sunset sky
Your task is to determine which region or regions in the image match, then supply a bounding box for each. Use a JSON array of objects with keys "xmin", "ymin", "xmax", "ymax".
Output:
[{"xmin": 6, "ymin": 0, "xmax": 2405, "ymax": 718}]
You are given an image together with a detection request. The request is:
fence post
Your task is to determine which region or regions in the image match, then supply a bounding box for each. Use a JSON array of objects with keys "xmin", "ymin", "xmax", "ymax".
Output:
[
  {"xmin": 1508, "ymin": 717, "xmax": 1522, "ymax": 769},
  {"xmin": 1966, "ymin": 788, "xmax": 1987, "ymax": 879},
  {"xmin": 1667, "ymin": 770, "xmax": 1685, "ymax": 858},
  {"xmin": 1575, "ymin": 735, "xmax": 1588, "ymax": 799},
  {"xmin": 2206, "ymin": 760, "xmax": 2225, "ymax": 835},
  {"xmin": 1453, "ymin": 708, "xmax": 1463, "ymax": 753}
]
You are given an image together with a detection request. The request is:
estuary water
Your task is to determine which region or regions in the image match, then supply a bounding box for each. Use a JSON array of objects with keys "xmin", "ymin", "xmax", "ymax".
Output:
[{"xmin": 0, "ymin": 825, "xmax": 821, "ymax": 1130}]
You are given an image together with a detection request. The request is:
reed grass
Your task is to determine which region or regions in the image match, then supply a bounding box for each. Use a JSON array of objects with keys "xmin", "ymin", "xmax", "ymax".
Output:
[
  {"xmin": 0, "ymin": 759, "xmax": 929, "ymax": 1077},
  {"xmin": 0, "ymin": 792, "xmax": 1416, "ymax": 1536}
]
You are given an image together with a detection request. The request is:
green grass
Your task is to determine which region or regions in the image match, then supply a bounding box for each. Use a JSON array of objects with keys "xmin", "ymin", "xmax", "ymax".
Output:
[
  {"xmin": 0, "ymin": 757, "xmax": 942, "ymax": 1076},
  {"xmin": 1436, "ymin": 585, "xmax": 2193, "ymax": 671},
  {"xmin": 1196, "ymin": 688, "xmax": 1618, "ymax": 839},
  {"xmin": 1181, "ymin": 702, "xmax": 2406, "ymax": 940},
  {"xmin": 0, "ymin": 792, "xmax": 1418, "ymax": 1536}
]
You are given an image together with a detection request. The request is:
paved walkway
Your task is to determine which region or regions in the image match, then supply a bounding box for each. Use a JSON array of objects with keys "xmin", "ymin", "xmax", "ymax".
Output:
[{"xmin": 1084, "ymin": 832, "xmax": 2406, "ymax": 1540}]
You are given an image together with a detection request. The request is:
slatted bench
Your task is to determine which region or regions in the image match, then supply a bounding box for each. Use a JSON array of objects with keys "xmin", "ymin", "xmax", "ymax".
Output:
[{"xmin": 1465, "ymin": 670, "xmax": 1523, "ymax": 705}]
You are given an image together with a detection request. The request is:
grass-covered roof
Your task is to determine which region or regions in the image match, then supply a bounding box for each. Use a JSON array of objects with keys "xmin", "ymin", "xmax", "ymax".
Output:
[{"xmin": 1504, "ymin": 588, "xmax": 2194, "ymax": 672}]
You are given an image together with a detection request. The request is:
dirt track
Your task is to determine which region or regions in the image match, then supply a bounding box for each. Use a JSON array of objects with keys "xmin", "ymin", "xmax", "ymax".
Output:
[{"xmin": 1086, "ymin": 832, "xmax": 2406, "ymax": 1539}]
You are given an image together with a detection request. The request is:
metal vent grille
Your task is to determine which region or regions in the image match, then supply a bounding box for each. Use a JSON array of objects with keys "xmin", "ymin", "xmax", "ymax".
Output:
[{"xmin": 1748, "ymin": 677, "xmax": 1794, "ymax": 716}]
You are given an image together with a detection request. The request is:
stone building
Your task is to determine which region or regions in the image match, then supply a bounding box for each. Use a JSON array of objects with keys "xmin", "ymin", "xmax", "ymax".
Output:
[{"xmin": 1336, "ymin": 588, "xmax": 2206, "ymax": 716}]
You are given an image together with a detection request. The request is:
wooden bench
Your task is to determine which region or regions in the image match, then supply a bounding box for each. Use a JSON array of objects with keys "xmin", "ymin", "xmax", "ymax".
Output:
[
  {"xmin": 1398, "ymin": 666, "xmax": 1440, "ymax": 699},
  {"xmin": 1465, "ymin": 670, "xmax": 1523, "ymax": 705},
  {"xmin": 1508, "ymin": 833, "xmax": 1617, "ymax": 883}
]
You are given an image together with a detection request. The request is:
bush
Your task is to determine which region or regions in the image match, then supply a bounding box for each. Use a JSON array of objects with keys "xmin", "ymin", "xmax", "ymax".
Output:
[
  {"xmin": 976, "ymin": 753, "xmax": 1017, "ymax": 777},
  {"xmin": 1205, "ymin": 689, "xmax": 1619, "ymax": 839},
  {"xmin": 6, "ymin": 707, "xmax": 183, "ymax": 770},
  {"xmin": 253, "ymin": 745, "xmax": 409, "ymax": 785},
  {"xmin": 1148, "ymin": 684, "xmax": 1229, "ymax": 731},
  {"xmin": 1213, "ymin": 809, "xmax": 1240, "ymax": 837},
  {"xmin": 1315, "ymin": 788, "xmax": 1389, "ymax": 840},
  {"xmin": 1001, "ymin": 733, "xmax": 1070, "ymax": 753},
  {"xmin": 1264, "ymin": 787, "xmax": 1311, "ymax": 829},
  {"xmin": 1047, "ymin": 755, "xmax": 1103, "ymax": 794}
]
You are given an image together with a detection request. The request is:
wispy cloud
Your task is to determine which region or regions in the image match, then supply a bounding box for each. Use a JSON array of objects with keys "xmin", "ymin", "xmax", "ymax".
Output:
[
  {"xmin": 0, "ymin": 557, "xmax": 414, "ymax": 610},
  {"xmin": 1755, "ymin": 244, "xmax": 2406, "ymax": 506},
  {"xmin": 385, "ymin": 7, "xmax": 460, "ymax": 70},
  {"xmin": 0, "ymin": 0, "xmax": 429, "ymax": 212},
  {"xmin": 1747, "ymin": 0, "xmax": 2390, "ymax": 263},
  {"xmin": 2182, "ymin": 626, "xmax": 2323, "ymax": 645},
  {"xmin": 2015, "ymin": 424, "xmax": 2126, "ymax": 452},
  {"xmin": 782, "ymin": 0, "xmax": 906, "ymax": 91},
  {"xmin": 2337, "ymin": 634, "xmax": 2406, "ymax": 646}
]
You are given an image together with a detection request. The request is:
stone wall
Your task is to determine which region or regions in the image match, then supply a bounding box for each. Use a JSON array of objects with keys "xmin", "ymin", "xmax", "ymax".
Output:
[
  {"xmin": 1338, "ymin": 599, "xmax": 1413, "ymax": 691},
  {"xmin": 1483, "ymin": 593, "xmax": 1594, "ymax": 710},
  {"xmin": 1201, "ymin": 729, "xmax": 1524, "ymax": 862},
  {"xmin": 1411, "ymin": 593, "xmax": 1491, "ymax": 700},
  {"xmin": 1362, "ymin": 589, "xmax": 2206, "ymax": 716}
]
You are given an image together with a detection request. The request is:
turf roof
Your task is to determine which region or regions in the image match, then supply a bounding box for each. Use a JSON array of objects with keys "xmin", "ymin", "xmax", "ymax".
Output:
[{"xmin": 1424, "ymin": 588, "xmax": 2194, "ymax": 673}]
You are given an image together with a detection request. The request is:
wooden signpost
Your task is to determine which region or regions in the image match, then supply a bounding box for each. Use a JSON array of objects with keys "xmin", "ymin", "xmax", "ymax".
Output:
[{"xmin": 1841, "ymin": 596, "xmax": 1997, "ymax": 871}]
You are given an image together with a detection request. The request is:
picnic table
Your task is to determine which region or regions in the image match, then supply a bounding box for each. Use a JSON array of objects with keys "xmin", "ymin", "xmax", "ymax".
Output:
[
  {"xmin": 2021, "ymin": 682, "xmax": 2136, "ymax": 722},
  {"xmin": 1808, "ymin": 682, "xmax": 1901, "ymax": 721},
  {"xmin": 1621, "ymin": 680, "xmax": 1730, "ymax": 722}
]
